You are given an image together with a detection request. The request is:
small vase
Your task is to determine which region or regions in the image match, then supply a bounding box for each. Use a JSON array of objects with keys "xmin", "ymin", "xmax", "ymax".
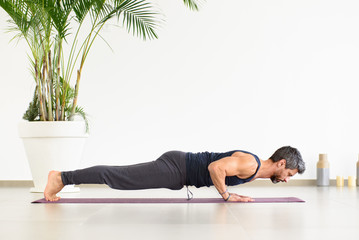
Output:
[{"xmin": 317, "ymin": 154, "xmax": 329, "ymax": 186}]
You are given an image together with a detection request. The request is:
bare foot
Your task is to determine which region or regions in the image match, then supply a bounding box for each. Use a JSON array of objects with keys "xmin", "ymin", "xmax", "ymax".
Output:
[{"xmin": 44, "ymin": 171, "xmax": 64, "ymax": 201}]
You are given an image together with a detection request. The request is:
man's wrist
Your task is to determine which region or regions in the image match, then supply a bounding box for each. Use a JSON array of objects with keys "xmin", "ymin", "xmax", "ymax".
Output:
[
  {"xmin": 222, "ymin": 192, "xmax": 230, "ymax": 201},
  {"xmin": 219, "ymin": 189, "xmax": 228, "ymax": 196}
]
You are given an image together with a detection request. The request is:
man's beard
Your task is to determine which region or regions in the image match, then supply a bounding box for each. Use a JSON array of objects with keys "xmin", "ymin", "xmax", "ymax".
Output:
[{"xmin": 270, "ymin": 175, "xmax": 280, "ymax": 184}]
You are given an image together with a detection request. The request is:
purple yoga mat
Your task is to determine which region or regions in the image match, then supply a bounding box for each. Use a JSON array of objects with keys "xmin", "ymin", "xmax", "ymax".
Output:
[{"xmin": 32, "ymin": 197, "xmax": 304, "ymax": 204}]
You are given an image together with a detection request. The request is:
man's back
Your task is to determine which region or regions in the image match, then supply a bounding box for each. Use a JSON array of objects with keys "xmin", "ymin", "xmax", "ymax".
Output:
[{"xmin": 185, "ymin": 150, "xmax": 261, "ymax": 187}]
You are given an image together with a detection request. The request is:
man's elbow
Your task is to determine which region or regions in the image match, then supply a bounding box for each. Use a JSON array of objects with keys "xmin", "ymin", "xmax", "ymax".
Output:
[{"xmin": 208, "ymin": 162, "xmax": 220, "ymax": 174}]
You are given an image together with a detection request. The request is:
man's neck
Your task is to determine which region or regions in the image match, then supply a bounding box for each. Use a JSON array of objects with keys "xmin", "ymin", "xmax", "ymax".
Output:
[{"xmin": 255, "ymin": 159, "xmax": 275, "ymax": 179}]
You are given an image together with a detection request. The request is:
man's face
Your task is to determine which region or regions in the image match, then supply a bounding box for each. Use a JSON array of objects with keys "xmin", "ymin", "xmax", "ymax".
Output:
[{"xmin": 270, "ymin": 160, "xmax": 298, "ymax": 184}]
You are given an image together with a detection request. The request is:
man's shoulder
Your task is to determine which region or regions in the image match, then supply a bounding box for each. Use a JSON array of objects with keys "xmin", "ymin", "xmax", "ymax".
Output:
[
  {"xmin": 231, "ymin": 151, "xmax": 257, "ymax": 162},
  {"xmin": 231, "ymin": 152, "xmax": 258, "ymax": 176}
]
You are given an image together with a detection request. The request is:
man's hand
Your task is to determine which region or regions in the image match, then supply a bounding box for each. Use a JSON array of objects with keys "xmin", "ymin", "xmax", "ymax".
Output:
[{"xmin": 226, "ymin": 193, "xmax": 254, "ymax": 202}]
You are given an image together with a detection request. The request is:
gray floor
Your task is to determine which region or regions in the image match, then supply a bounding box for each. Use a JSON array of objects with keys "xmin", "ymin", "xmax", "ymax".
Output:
[{"xmin": 0, "ymin": 184, "xmax": 358, "ymax": 240}]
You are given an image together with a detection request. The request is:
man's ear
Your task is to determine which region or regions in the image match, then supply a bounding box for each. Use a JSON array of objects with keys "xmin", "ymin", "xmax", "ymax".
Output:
[{"xmin": 278, "ymin": 159, "xmax": 286, "ymax": 168}]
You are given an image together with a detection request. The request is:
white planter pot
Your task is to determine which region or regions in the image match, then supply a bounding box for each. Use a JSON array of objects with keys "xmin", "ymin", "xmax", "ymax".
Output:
[{"xmin": 18, "ymin": 121, "xmax": 88, "ymax": 193}]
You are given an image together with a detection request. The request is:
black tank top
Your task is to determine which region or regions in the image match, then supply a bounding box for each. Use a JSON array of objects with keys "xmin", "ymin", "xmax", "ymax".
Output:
[{"xmin": 185, "ymin": 150, "xmax": 261, "ymax": 188}]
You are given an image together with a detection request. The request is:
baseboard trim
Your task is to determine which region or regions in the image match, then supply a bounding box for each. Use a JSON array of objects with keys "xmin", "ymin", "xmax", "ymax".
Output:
[
  {"xmin": 0, "ymin": 179, "xmax": 348, "ymax": 187},
  {"xmin": 0, "ymin": 181, "xmax": 34, "ymax": 188},
  {"xmin": 0, "ymin": 181, "xmax": 106, "ymax": 188}
]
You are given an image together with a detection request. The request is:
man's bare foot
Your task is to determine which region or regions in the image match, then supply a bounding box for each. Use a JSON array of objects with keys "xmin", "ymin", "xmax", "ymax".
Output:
[{"xmin": 44, "ymin": 171, "xmax": 64, "ymax": 201}]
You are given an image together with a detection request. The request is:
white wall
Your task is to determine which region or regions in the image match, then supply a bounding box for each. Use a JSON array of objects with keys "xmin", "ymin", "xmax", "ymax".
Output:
[{"xmin": 1, "ymin": 0, "xmax": 359, "ymax": 180}]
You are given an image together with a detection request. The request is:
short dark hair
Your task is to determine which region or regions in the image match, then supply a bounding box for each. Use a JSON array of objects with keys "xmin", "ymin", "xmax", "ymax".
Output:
[{"xmin": 269, "ymin": 146, "xmax": 305, "ymax": 174}]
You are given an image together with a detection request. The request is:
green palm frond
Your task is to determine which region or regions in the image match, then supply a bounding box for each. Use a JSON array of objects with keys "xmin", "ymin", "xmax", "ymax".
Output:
[
  {"xmin": 115, "ymin": 0, "xmax": 161, "ymax": 40},
  {"xmin": 0, "ymin": 0, "xmax": 32, "ymax": 38},
  {"xmin": 45, "ymin": 0, "xmax": 75, "ymax": 39},
  {"xmin": 56, "ymin": 77, "xmax": 74, "ymax": 107},
  {"xmin": 183, "ymin": 0, "xmax": 204, "ymax": 11},
  {"xmin": 72, "ymin": 0, "xmax": 94, "ymax": 23},
  {"xmin": 72, "ymin": 106, "xmax": 89, "ymax": 132},
  {"xmin": 95, "ymin": 2, "xmax": 118, "ymax": 26},
  {"xmin": 90, "ymin": 0, "xmax": 107, "ymax": 21}
]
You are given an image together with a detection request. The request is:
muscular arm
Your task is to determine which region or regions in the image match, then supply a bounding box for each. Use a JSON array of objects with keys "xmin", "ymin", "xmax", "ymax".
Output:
[{"xmin": 208, "ymin": 156, "xmax": 256, "ymax": 202}]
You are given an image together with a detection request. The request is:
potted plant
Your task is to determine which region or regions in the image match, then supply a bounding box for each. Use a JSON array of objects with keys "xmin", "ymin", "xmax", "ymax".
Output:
[{"xmin": 0, "ymin": 0, "xmax": 202, "ymax": 192}]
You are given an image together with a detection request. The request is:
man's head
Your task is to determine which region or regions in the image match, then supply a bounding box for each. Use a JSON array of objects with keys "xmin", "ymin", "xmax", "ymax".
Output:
[{"xmin": 269, "ymin": 146, "xmax": 305, "ymax": 184}]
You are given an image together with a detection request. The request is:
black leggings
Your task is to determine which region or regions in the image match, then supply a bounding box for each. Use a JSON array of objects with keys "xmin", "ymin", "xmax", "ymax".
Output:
[{"xmin": 61, "ymin": 151, "xmax": 187, "ymax": 190}]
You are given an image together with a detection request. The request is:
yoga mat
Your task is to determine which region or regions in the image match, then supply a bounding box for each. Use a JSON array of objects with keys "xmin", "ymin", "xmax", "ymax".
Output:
[{"xmin": 32, "ymin": 197, "xmax": 304, "ymax": 204}]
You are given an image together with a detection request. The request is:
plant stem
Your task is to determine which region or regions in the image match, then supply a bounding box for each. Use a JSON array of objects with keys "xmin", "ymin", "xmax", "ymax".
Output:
[
  {"xmin": 64, "ymin": 21, "xmax": 84, "ymax": 85},
  {"xmin": 56, "ymin": 38, "xmax": 62, "ymax": 121},
  {"xmin": 47, "ymin": 50, "xmax": 53, "ymax": 121},
  {"xmin": 35, "ymin": 59, "xmax": 46, "ymax": 121},
  {"xmin": 41, "ymin": 56, "xmax": 48, "ymax": 120},
  {"xmin": 70, "ymin": 20, "xmax": 105, "ymax": 117}
]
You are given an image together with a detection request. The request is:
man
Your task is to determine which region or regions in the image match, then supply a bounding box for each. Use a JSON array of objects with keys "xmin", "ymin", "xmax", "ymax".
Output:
[{"xmin": 44, "ymin": 146, "xmax": 305, "ymax": 202}]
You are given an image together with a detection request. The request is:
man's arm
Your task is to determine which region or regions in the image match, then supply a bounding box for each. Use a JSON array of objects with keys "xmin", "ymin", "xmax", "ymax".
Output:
[{"xmin": 208, "ymin": 156, "xmax": 255, "ymax": 202}]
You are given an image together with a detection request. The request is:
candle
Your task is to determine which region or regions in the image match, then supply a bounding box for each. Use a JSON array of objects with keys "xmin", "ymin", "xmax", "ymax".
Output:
[
  {"xmin": 348, "ymin": 176, "xmax": 356, "ymax": 187},
  {"xmin": 336, "ymin": 176, "xmax": 344, "ymax": 187}
]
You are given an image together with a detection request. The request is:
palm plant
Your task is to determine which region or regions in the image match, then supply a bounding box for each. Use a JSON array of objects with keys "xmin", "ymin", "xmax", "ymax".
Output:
[{"xmin": 0, "ymin": 0, "xmax": 203, "ymax": 129}]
